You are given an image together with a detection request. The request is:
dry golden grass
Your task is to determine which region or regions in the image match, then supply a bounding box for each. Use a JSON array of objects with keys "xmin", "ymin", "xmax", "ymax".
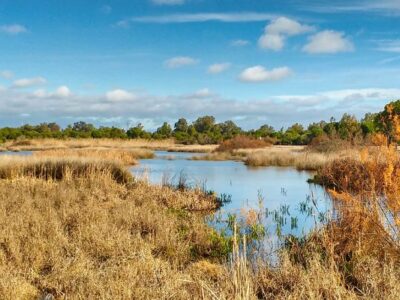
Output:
[
  {"xmin": 0, "ymin": 156, "xmax": 133, "ymax": 184},
  {"xmin": 33, "ymin": 148, "xmax": 154, "ymax": 165},
  {"xmin": 192, "ymin": 145, "xmax": 359, "ymax": 171},
  {"xmin": 0, "ymin": 157, "xmax": 233, "ymax": 299},
  {"xmin": 244, "ymin": 146, "xmax": 360, "ymax": 171},
  {"xmin": 216, "ymin": 136, "xmax": 272, "ymax": 152},
  {"xmin": 3, "ymin": 138, "xmax": 217, "ymax": 153},
  {"xmin": 1, "ymin": 155, "xmax": 399, "ymax": 299}
]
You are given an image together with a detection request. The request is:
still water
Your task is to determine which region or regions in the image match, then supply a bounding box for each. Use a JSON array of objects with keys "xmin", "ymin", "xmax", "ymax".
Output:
[{"xmin": 132, "ymin": 151, "xmax": 332, "ymax": 241}]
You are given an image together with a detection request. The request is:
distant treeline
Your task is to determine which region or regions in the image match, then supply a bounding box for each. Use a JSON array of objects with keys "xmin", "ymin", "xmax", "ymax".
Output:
[{"xmin": 1, "ymin": 100, "xmax": 400, "ymax": 145}]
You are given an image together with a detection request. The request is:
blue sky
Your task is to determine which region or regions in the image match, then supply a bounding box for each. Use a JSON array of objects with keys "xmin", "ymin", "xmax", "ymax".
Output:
[{"xmin": 1, "ymin": 0, "xmax": 400, "ymax": 129}]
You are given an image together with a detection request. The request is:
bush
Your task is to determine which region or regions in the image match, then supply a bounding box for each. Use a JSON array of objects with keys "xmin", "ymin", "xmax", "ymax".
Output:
[{"xmin": 216, "ymin": 135, "xmax": 272, "ymax": 152}]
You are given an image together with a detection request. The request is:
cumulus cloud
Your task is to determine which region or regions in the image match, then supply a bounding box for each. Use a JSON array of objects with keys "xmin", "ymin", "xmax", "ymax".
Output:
[
  {"xmin": 208, "ymin": 63, "xmax": 231, "ymax": 74},
  {"xmin": 0, "ymin": 86, "xmax": 398, "ymax": 129},
  {"xmin": 0, "ymin": 24, "xmax": 27, "ymax": 35},
  {"xmin": 303, "ymin": 30, "xmax": 354, "ymax": 54},
  {"xmin": 0, "ymin": 70, "xmax": 14, "ymax": 80},
  {"xmin": 164, "ymin": 56, "xmax": 198, "ymax": 68},
  {"xmin": 239, "ymin": 66, "xmax": 292, "ymax": 82},
  {"xmin": 12, "ymin": 77, "xmax": 47, "ymax": 88},
  {"xmin": 151, "ymin": 0, "xmax": 185, "ymax": 5},
  {"xmin": 33, "ymin": 86, "xmax": 72, "ymax": 98},
  {"xmin": 106, "ymin": 89, "xmax": 136, "ymax": 102},
  {"xmin": 55, "ymin": 86, "xmax": 72, "ymax": 97},
  {"xmin": 258, "ymin": 17, "xmax": 314, "ymax": 51}
]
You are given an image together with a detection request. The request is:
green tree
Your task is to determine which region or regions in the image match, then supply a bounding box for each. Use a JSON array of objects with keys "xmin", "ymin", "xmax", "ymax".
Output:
[
  {"xmin": 193, "ymin": 116, "xmax": 215, "ymax": 133},
  {"xmin": 155, "ymin": 122, "xmax": 172, "ymax": 139},
  {"xmin": 337, "ymin": 114, "xmax": 361, "ymax": 143},
  {"xmin": 174, "ymin": 118, "xmax": 189, "ymax": 133}
]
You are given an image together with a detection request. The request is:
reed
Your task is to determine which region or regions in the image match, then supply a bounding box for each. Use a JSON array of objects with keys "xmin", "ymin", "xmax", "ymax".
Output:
[
  {"xmin": 244, "ymin": 147, "xmax": 359, "ymax": 170},
  {"xmin": 33, "ymin": 148, "xmax": 154, "ymax": 165},
  {"xmin": 3, "ymin": 138, "xmax": 217, "ymax": 153},
  {"xmin": 1, "ymin": 153, "xmax": 399, "ymax": 299},
  {"xmin": 0, "ymin": 156, "xmax": 133, "ymax": 184}
]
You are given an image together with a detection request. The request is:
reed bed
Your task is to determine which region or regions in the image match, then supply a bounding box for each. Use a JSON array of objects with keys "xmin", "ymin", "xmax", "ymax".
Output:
[
  {"xmin": 3, "ymin": 138, "xmax": 217, "ymax": 153},
  {"xmin": 244, "ymin": 147, "xmax": 359, "ymax": 171},
  {"xmin": 191, "ymin": 146, "xmax": 357, "ymax": 171},
  {"xmin": 0, "ymin": 155, "xmax": 399, "ymax": 298},
  {"xmin": 33, "ymin": 148, "xmax": 154, "ymax": 165},
  {"xmin": 0, "ymin": 156, "xmax": 133, "ymax": 184}
]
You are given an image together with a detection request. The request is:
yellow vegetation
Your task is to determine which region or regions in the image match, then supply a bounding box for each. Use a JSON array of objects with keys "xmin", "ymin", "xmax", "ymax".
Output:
[
  {"xmin": 3, "ymin": 138, "xmax": 217, "ymax": 153},
  {"xmin": 1, "ymin": 150, "xmax": 400, "ymax": 299},
  {"xmin": 33, "ymin": 148, "xmax": 154, "ymax": 165}
]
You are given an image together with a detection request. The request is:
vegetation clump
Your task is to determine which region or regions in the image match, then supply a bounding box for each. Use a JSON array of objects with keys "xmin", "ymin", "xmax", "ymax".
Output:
[
  {"xmin": 216, "ymin": 135, "xmax": 272, "ymax": 152},
  {"xmin": 0, "ymin": 157, "xmax": 133, "ymax": 184},
  {"xmin": 33, "ymin": 148, "xmax": 154, "ymax": 165}
]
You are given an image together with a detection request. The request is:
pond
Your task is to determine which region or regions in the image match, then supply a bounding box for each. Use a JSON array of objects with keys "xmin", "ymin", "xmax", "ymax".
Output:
[{"xmin": 132, "ymin": 151, "xmax": 332, "ymax": 247}]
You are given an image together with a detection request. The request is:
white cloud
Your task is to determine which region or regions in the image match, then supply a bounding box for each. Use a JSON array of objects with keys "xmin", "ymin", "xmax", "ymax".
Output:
[
  {"xmin": 239, "ymin": 66, "xmax": 292, "ymax": 82},
  {"xmin": 258, "ymin": 34, "xmax": 285, "ymax": 51},
  {"xmin": 303, "ymin": 30, "xmax": 354, "ymax": 54},
  {"xmin": 304, "ymin": 0, "xmax": 400, "ymax": 16},
  {"xmin": 106, "ymin": 89, "xmax": 136, "ymax": 102},
  {"xmin": 12, "ymin": 77, "xmax": 47, "ymax": 88},
  {"xmin": 193, "ymin": 88, "xmax": 213, "ymax": 98},
  {"xmin": 0, "ymin": 86, "xmax": 398, "ymax": 129},
  {"xmin": 55, "ymin": 86, "xmax": 72, "ymax": 98},
  {"xmin": 0, "ymin": 24, "xmax": 27, "ymax": 35},
  {"xmin": 164, "ymin": 56, "xmax": 198, "ymax": 68},
  {"xmin": 33, "ymin": 86, "xmax": 72, "ymax": 98},
  {"xmin": 258, "ymin": 17, "xmax": 314, "ymax": 51},
  {"xmin": 0, "ymin": 70, "xmax": 14, "ymax": 80},
  {"xmin": 151, "ymin": 0, "xmax": 185, "ymax": 5},
  {"xmin": 117, "ymin": 13, "xmax": 275, "ymax": 26},
  {"xmin": 33, "ymin": 89, "xmax": 48, "ymax": 98},
  {"xmin": 208, "ymin": 63, "xmax": 231, "ymax": 74},
  {"xmin": 231, "ymin": 39, "xmax": 250, "ymax": 47}
]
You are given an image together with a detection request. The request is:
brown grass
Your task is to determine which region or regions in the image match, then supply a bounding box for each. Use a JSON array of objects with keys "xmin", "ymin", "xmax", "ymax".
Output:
[
  {"xmin": 0, "ymin": 156, "xmax": 133, "ymax": 184},
  {"xmin": 3, "ymin": 138, "xmax": 217, "ymax": 153},
  {"xmin": 33, "ymin": 148, "xmax": 154, "ymax": 165},
  {"xmin": 244, "ymin": 146, "xmax": 360, "ymax": 171},
  {"xmin": 1, "ymin": 154, "xmax": 399, "ymax": 299},
  {"xmin": 216, "ymin": 136, "xmax": 272, "ymax": 152}
]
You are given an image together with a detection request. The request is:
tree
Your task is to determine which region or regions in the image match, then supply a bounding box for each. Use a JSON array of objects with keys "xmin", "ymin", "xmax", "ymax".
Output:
[
  {"xmin": 255, "ymin": 124, "xmax": 275, "ymax": 138},
  {"xmin": 376, "ymin": 100, "xmax": 400, "ymax": 144},
  {"xmin": 337, "ymin": 114, "xmax": 361, "ymax": 144},
  {"xmin": 193, "ymin": 116, "xmax": 215, "ymax": 133},
  {"xmin": 72, "ymin": 121, "xmax": 94, "ymax": 133},
  {"xmin": 155, "ymin": 122, "xmax": 172, "ymax": 138},
  {"xmin": 361, "ymin": 113, "xmax": 378, "ymax": 136},
  {"xmin": 127, "ymin": 123, "xmax": 150, "ymax": 139},
  {"xmin": 219, "ymin": 120, "xmax": 242, "ymax": 139},
  {"xmin": 174, "ymin": 118, "xmax": 188, "ymax": 133}
]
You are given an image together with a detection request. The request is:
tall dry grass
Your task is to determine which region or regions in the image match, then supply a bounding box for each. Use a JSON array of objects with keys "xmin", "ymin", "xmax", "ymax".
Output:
[
  {"xmin": 316, "ymin": 145, "xmax": 400, "ymax": 260},
  {"xmin": 0, "ymin": 156, "xmax": 133, "ymax": 184},
  {"xmin": 0, "ymin": 157, "xmax": 233, "ymax": 299},
  {"xmin": 3, "ymin": 138, "xmax": 217, "ymax": 153},
  {"xmin": 244, "ymin": 147, "xmax": 360, "ymax": 171},
  {"xmin": 216, "ymin": 136, "xmax": 272, "ymax": 152},
  {"xmin": 33, "ymin": 148, "xmax": 154, "ymax": 165},
  {"xmin": 1, "ymin": 154, "xmax": 399, "ymax": 299}
]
